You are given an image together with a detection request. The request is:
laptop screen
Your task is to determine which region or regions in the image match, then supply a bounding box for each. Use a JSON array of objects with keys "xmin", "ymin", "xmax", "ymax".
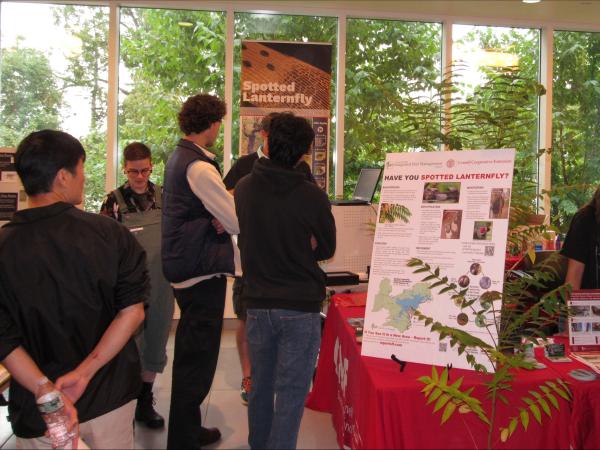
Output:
[{"xmin": 353, "ymin": 168, "xmax": 382, "ymax": 201}]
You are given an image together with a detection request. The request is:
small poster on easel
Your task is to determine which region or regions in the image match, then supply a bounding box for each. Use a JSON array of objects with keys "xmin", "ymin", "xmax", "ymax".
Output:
[{"xmin": 568, "ymin": 290, "xmax": 600, "ymax": 351}]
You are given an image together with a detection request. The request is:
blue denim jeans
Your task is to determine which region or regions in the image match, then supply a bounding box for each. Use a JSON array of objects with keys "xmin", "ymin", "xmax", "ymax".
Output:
[{"xmin": 246, "ymin": 309, "xmax": 321, "ymax": 449}]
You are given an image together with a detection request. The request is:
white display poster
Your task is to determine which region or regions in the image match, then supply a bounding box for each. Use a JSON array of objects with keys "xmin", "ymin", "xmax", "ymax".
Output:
[
  {"xmin": 0, "ymin": 147, "xmax": 18, "ymax": 182},
  {"xmin": 361, "ymin": 149, "xmax": 515, "ymax": 371}
]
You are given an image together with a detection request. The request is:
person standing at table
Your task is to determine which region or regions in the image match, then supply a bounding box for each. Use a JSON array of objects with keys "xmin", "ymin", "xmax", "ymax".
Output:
[
  {"xmin": 162, "ymin": 93, "xmax": 239, "ymax": 449},
  {"xmin": 562, "ymin": 185, "xmax": 600, "ymax": 289},
  {"xmin": 234, "ymin": 112, "xmax": 336, "ymax": 449},
  {"xmin": 99, "ymin": 142, "xmax": 173, "ymax": 429},
  {"xmin": 0, "ymin": 129, "xmax": 148, "ymax": 448},
  {"xmin": 223, "ymin": 112, "xmax": 316, "ymax": 405}
]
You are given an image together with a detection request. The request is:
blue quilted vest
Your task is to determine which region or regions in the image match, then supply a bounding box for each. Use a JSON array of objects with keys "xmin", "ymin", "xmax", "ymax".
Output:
[{"xmin": 161, "ymin": 139, "xmax": 234, "ymax": 283}]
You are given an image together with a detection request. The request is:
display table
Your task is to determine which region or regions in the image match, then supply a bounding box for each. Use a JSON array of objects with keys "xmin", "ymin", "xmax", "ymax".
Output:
[{"xmin": 306, "ymin": 293, "xmax": 600, "ymax": 449}]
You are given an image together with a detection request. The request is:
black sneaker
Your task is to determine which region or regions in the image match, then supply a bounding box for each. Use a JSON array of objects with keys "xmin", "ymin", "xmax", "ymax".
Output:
[{"xmin": 199, "ymin": 427, "xmax": 221, "ymax": 446}]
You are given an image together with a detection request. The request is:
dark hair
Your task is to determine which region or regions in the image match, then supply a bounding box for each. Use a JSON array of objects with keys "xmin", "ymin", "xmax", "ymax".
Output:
[
  {"xmin": 178, "ymin": 94, "xmax": 226, "ymax": 135},
  {"xmin": 15, "ymin": 129, "xmax": 86, "ymax": 196},
  {"xmin": 585, "ymin": 184, "xmax": 600, "ymax": 225},
  {"xmin": 260, "ymin": 112, "xmax": 281, "ymax": 133},
  {"xmin": 267, "ymin": 113, "xmax": 315, "ymax": 168},
  {"xmin": 123, "ymin": 142, "xmax": 151, "ymax": 163}
]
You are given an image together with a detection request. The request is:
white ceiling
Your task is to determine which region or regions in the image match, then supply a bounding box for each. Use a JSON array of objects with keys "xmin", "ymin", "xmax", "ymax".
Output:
[{"xmin": 12, "ymin": 0, "xmax": 600, "ymax": 31}]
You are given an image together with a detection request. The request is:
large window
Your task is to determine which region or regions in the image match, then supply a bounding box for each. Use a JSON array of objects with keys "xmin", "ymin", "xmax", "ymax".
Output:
[
  {"xmin": 233, "ymin": 12, "xmax": 338, "ymax": 191},
  {"xmin": 118, "ymin": 7, "xmax": 226, "ymax": 185},
  {"xmin": 452, "ymin": 25, "xmax": 541, "ymax": 191},
  {"xmin": 0, "ymin": 2, "xmax": 109, "ymax": 211},
  {"xmin": 552, "ymin": 30, "xmax": 600, "ymax": 230},
  {"xmin": 344, "ymin": 18, "xmax": 442, "ymax": 198}
]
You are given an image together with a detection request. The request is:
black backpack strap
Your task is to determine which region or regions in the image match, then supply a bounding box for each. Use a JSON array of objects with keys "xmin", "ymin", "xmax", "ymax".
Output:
[
  {"xmin": 154, "ymin": 185, "xmax": 162, "ymax": 209},
  {"xmin": 112, "ymin": 188, "xmax": 130, "ymax": 216}
]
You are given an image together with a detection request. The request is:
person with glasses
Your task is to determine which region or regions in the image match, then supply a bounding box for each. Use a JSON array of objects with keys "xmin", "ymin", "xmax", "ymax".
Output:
[{"xmin": 99, "ymin": 142, "xmax": 173, "ymax": 430}]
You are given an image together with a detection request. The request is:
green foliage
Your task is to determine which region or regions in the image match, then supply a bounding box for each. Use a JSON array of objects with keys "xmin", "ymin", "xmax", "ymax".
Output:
[
  {"xmin": 499, "ymin": 379, "xmax": 572, "ymax": 442},
  {"xmin": 378, "ymin": 204, "xmax": 411, "ymax": 224},
  {"xmin": 53, "ymin": 6, "xmax": 109, "ymax": 129},
  {"xmin": 344, "ymin": 19, "xmax": 441, "ymax": 198},
  {"xmin": 0, "ymin": 43, "xmax": 62, "ymax": 146},
  {"xmin": 419, "ymin": 366, "xmax": 489, "ymax": 425},
  {"xmin": 119, "ymin": 8, "xmax": 227, "ymax": 172},
  {"xmin": 81, "ymin": 129, "xmax": 107, "ymax": 212},
  {"xmin": 552, "ymin": 31, "xmax": 600, "ymax": 231},
  {"xmin": 407, "ymin": 256, "xmax": 572, "ymax": 447}
]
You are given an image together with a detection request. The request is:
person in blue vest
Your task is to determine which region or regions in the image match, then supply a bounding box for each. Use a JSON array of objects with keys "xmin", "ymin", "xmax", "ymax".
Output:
[
  {"xmin": 162, "ymin": 93, "xmax": 239, "ymax": 449},
  {"xmin": 99, "ymin": 142, "xmax": 173, "ymax": 429}
]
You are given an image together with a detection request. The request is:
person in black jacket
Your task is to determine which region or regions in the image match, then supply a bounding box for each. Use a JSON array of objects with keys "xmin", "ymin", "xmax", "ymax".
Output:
[
  {"xmin": 224, "ymin": 112, "xmax": 316, "ymax": 405},
  {"xmin": 234, "ymin": 112, "xmax": 336, "ymax": 449},
  {"xmin": 0, "ymin": 130, "xmax": 148, "ymax": 448}
]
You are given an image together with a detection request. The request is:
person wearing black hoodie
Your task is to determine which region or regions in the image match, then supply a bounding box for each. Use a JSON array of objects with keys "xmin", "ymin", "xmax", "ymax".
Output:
[{"xmin": 234, "ymin": 112, "xmax": 336, "ymax": 449}]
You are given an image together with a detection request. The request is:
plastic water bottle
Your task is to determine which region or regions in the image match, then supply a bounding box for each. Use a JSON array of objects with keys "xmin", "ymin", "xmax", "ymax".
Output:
[{"xmin": 36, "ymin": 377, "xmax": 76, "ymax": 448}]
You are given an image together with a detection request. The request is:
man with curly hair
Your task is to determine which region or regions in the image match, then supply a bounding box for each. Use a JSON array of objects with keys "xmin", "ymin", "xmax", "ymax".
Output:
[{"xmin": 162, "ymin": 94, "xmax": 239, "ymax": 449}]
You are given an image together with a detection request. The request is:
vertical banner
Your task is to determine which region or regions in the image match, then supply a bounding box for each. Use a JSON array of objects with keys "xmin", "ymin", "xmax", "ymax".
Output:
[
  {"xmin": 361, "ymin": 149, "xmax": 515, "ymax": 371},
  {"xmin": 240, "ymin": 40, "xmax": 332, "ymax": 191}
]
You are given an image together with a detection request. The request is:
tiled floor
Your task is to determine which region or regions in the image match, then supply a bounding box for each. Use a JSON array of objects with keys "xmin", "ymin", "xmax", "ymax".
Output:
[{"xmin": 0, "ymin": 320, "xmax": 338, "ymax": 449}]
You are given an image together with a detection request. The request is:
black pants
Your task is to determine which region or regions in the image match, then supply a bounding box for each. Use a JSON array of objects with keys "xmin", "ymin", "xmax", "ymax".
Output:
[{"xmin": 167, "ymin": 276, "xmax": 226, "ymax": 450}]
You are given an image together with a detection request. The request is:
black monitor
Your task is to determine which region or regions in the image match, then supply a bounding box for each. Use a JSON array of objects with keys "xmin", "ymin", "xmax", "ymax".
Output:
[{"xmin": 353, "ymin": 168, "xmax": 382, "ymax": 202}]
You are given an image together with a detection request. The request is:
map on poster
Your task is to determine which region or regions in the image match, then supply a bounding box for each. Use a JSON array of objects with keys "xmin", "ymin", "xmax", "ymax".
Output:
[{"xmin": 361, "ymin": 149, "xmax": 515, "ymax": 371}]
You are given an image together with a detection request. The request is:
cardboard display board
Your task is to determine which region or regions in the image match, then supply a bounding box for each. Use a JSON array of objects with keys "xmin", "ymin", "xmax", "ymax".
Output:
[
  {"xmin": 361, "ymin": 149, "xmax": 515, "ymax": 371},
  {"xmin": 240, "ymin": 40, "xmax": 332, "ymax": 191}
]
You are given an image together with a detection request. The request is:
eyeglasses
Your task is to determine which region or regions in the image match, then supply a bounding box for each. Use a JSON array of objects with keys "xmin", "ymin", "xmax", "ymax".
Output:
[{"xmin": 125, "ymin": 168, "xmax": 152, "ymax": 176}]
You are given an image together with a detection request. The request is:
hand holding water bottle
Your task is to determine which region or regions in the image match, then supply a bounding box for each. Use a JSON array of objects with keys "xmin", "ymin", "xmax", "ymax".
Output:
[{"xmin": 36, "ymin": 377, "xmax": 79, "ymax": 449}]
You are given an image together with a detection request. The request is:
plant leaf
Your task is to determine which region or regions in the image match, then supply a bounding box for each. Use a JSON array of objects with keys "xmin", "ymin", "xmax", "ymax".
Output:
[
  {"xmin": 433, "ymin": 394, "xmax": 451, "ymax": 413},
  {"xmin": 508, "ymin": 416, "xmax": 518, "ymax": 436},
  {"xmin": 427, "ymin": 387, "xmax": 443, "ymax": 405},
  {"xmin": 529, "ymin": 403, "xmax": 542, "ymax": 424},
  {"xmin": 520, "ymin": 408, "xmax": 530, "ymax": 431},
  {"xmin": 441, "ymin": 401, "xmax": 457, "ymax": 424},
  {"xmin": 459, "ymin": 404, "xmax": 471, "ymax": 414}
]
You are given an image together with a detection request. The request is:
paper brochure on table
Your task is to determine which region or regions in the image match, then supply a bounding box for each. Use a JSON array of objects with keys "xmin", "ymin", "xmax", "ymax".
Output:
[
  {"xmin": 568, "ymin": 290, "xmax": 600, "ymax": 357},
  {"xmin": 361, "ymin": 149, "xmax": 515, "ymax": 371}
]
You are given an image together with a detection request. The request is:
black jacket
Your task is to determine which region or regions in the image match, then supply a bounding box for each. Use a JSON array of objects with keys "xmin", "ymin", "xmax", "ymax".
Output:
[
  {"xmin": 234, "ymin": 158, "xmax": 336, "ymax": 311},
  {"xmin": 224, "ymin": 151, "xmax": 315, "ymax": 190},
  {"xmin": 162, "ymin": 139, "xmax": 234, "ymax": 282},
  {"xmin": 0, "ymin": 202, "xmax": 148, "ymax": 437}
]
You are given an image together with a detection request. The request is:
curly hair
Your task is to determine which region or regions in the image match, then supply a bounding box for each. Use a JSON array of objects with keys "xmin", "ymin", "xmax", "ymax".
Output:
[{"xmin": 178, "ymin": 94, "xmax": 226, "ymax": 135}]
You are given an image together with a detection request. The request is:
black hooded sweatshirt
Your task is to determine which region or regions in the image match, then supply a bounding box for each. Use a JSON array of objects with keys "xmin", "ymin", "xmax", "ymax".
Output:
[{"xmin": 234, "ymin": 157, "xmax": 336, "ymax": 311}]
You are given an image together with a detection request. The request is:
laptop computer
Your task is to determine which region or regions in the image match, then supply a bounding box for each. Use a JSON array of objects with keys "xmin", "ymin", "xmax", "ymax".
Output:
[{"xmin": 331, "ymin": 167, "xmax": 382, "ymax": 205}]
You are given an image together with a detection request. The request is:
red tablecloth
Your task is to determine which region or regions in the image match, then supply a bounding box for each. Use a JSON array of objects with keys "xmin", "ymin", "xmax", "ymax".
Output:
[{"xmin": 306, "ymin": 293, "xmax": 600, "ymax": 449}]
